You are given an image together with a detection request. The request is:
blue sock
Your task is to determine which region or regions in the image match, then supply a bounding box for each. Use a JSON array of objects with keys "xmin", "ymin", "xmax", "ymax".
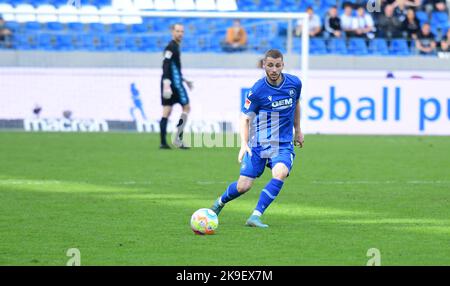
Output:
[
  {"xmin": 255, "ymin": 178, "xmax": 284, "ymax": 215},
  {"xmin": 220, "ymin": 182, "xmax": 241, "ymax": 204}
]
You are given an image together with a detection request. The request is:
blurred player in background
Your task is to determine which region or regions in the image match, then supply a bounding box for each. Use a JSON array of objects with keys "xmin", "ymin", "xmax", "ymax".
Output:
[
  {"xmin": 210, "ymin": 49, "xmax": 304, "ymax": 228},
  {"xmin": 160, "ymin": 24, "xmax": 193, "ymax": 149}
]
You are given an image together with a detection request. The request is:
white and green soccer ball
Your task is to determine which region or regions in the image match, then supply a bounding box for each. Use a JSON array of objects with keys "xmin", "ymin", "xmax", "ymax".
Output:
[{"xmin": 190, "ymin": 208, "xmax": 218, "ymax": 235}]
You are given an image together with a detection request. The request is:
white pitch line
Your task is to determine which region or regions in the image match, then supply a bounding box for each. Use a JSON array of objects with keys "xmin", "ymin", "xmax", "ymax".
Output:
[{"xmin": 311, "ymin": 180, "xmax": 450, "ymax": 185}]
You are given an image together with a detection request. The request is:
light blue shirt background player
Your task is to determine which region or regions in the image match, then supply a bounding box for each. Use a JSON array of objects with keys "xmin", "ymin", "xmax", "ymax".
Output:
[{"xmin": 211, "ymin": 49, "xmax": 305, "ymax": 228}]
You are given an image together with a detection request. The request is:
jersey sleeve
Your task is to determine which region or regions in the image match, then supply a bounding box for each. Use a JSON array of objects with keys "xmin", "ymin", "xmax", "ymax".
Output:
[
  {"xmin": 241, "ymin": 87, "xmax": 260, "ymax": 116},
  {"xmin": 296, "ymin": 78, "xmax": 303, "ymax": 101},
  {"xmin": 162, "ymin": 43, "xmax": 175, "ymax": 80}
]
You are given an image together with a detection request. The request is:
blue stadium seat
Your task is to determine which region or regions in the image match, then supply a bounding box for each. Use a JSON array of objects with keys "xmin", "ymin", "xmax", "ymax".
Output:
[
  {"xmin": 111, "ymin": 23, "xmax": 128, "ymax": 34},
  {"xmin": 89, "ymin": 23, "xmax": 107, "ymax": 34},
  {"xmin": 46, "ymin": 21, "xmax": 64, "ymax": 31},
  {"xmin": 431, "ymin": 12, "xmax": 449, "ymax": 34},
  {"xmin": 56, "ymin": 34, "xmax": 75, "ymax": 51},
  {"xmin": 4, "ymin": 21, "xmax": 20, "ymax": 33},
  {"xmin": 348, "ymin": 38, "xmax": 368, "ymax": 55},
  {"xmin": 328, "ymin": 38, "xmax": 347, "ymax": 55},
  {"xmin": 415, "ymin": 11, "xmax": 428, "ymax": 25},
  {"xmin": 38, "ymin": 33, "xmax": 54, "ymax": 50},
  {"xmin": 131, "ymin": 23, "xmax": 148, "ymax": 34},
  {"xmin": 370, "ymin": 38, "xmax": 389, "ymax": 55},
  {"xmin": 67, "ymin": 22, "xmax": 85, "ymax": 32},
  {"xmin": 24, "ymin": 21, "xmax": 41, "ymax": 32},
  {"xmin": 310, "ymin": 38, "xmax": 327, "ymax": 54},
  {"xmin": 390, "ymin": 39, "xmax": 410, "ymax": 55}
]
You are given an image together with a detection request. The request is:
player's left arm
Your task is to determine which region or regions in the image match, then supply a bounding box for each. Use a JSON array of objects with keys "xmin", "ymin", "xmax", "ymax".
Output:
[{"xmin": 294, "ymin": 100, "xmax": 304, "ymax": 148}]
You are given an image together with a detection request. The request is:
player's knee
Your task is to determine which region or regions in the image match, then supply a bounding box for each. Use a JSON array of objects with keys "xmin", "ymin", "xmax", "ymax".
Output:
[
  {"xmin": 272, "ymin": 164, "xmax": 289, "ymax": 181},
  {"xmin": 237, "ymin": 180, "xmax": 252, "ymax": 194},
  {"xmin": 183, "ymin": 105, "xmax": 191, "ymax": 113}
]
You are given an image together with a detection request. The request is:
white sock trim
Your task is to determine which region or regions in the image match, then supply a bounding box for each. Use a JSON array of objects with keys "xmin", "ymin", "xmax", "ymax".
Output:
[
  {"xmin": 252, "ymin": 210, "xmax": 262, "ymax": 217},
  {"xmin": 218, "ymin": 197, "xmax": 224, "ymax": 206}
]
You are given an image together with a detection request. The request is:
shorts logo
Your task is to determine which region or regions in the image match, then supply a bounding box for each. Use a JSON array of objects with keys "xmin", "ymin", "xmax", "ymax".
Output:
[{"xmin": 244, "ymin": 98, "xmax": 252, "ymax": 109}]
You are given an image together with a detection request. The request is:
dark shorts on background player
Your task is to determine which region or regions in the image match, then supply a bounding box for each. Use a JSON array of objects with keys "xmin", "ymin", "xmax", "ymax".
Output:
[
  {"xmin": 240, "ymin": 142, "xmax": 296, "ymax": 178},
  {"xmin": 160, "ymin": 80, "xmax": 190, "ymax": 106}
]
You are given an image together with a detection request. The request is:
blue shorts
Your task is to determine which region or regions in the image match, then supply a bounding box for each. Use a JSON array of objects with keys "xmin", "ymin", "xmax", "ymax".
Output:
[{"xmin": 240, "ymin": 142, "xmax": 296, "ymax": 179}]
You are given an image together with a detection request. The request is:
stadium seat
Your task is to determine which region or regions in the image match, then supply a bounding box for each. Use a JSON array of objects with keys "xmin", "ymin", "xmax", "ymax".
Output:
[
  {"xmin": 310, "ymin": 38, "xmax": 327, "ymax": 54},
  {"xmin": 36, "ymin": 4, "xmax": 58, "ymax": 23},
  {"xmin": 24, "ymin": 21, "xmax": 41, "ymax": 31},
  {"xmin": 4, "ymin": 20, "xmax": 20, "ymax": 33},
  {"xmin": 195, "ymin": 0, "xmax": 217, "ymax": 11},
  {"xmin": 131, "ymin": 22, "xmax": 148, "ymax": 33},
  {"xmin": 348, "ymin": 38, "xmax": 368, "ymax": 55},
  {"xmin": 46, "ymin": 21, "xmax": 65, "ymax": 31},
  {"xmin": 390, "ymin": 39, "xmax": 410, "ymax": 55},
  {"xmin": 174, "ymin": 0, "xmax": 196, "ymax": 10},
  {"xmin": 89, "ymin": 22, "xmax": 107, "ymax": 33},
  {"xmin": 216, "ymin": 0, "xmax": 238, "ymax": 11},
  {"xmin": 67, "ymin": 22, "xmax": 85, "ymax": 32},
  {"xmin": 111, "ymin": 23, "xmax": 127, "ymax": 33},
  {"xmin": 38, "ymin": 33, "xmax": 55, "ymax": 50},
  {"xmin": 415, "ymin": 11, "xmax": 428, "ymax": 25},
  {"xmin": 15, "ymin": 4, "xmax": 37, "ymax": 23},
  {"xmin": 328, "ymin": 38, "xmax": 347, "ymax": 55},
  {"xmin": 431, "ymin": 12, "xmax": 449, "ymax": 33},
  {"xmin": 370, "ymin": 38, "xmax": 389, "ymax": 55},
  {"xmin": 154, "ymin": 0, "xmax": 175, "ymax": 10}
]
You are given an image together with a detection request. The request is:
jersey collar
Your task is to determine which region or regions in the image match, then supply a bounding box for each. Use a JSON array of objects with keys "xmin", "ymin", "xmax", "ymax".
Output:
[{"xmin": 264, "ymin": 73, "xmax": 286, "ymax": 90}]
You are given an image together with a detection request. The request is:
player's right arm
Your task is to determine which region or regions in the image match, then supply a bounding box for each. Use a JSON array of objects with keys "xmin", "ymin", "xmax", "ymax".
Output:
[
  {"xmin": 238, "ymin": 88, "xmax": 260, "ymax": 163},
  {"xmin": 162, "ymin": 44, "xmax": 174, "ymax": 99},
  {"xmin": 238, "ymin": 114, "xmax": 252, "ymax": 163}
]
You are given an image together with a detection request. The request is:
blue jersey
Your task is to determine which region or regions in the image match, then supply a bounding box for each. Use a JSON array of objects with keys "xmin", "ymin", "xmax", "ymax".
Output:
[{"xmin": 241, "ymin": 73, "xmax": 302, "ymax": 146}]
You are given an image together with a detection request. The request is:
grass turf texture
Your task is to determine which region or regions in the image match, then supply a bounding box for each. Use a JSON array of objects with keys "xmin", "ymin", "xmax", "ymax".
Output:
[{"xmin": 0, "ymin": 132, "xmax": 449, "ymax": 266}]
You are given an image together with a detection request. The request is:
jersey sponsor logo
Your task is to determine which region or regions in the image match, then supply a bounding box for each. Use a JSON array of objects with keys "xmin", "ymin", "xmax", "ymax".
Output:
[
  {"xmin": 164, "ymin": 50, "xmax": 173, "ymax": 59},
  {"xmin": 272, "ymin": 98, "xmax": 293, "ymax": 109},
  {"xmin": 244, "ymin": 98, "xmax": 252, "ymax": 109}
]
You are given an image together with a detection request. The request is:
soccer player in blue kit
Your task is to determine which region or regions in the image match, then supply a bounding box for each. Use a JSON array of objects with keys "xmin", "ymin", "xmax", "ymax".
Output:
[{"xmin": 210, "ymin": 49, "xmax": 304, "ymax": 228}]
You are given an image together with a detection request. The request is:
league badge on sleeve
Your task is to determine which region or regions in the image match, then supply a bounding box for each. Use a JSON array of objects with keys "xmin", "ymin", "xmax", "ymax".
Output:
[{"xmin": 244, "ymin": 98, "xmax": 252, "ymax": 109}]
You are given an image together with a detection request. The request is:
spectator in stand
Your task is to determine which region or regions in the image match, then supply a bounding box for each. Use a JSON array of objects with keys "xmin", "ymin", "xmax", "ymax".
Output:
[
  {"xmin": 324, "ymin": 6, "xmax": 342, "ymax": 38},
  {"xmin": 393, "ymin": 0, "xmax": 409, "ymax": 22},
  {"xmin": 340, "ymin": 3, "xmax": 355, "ymax": 38},
  {"xmin": 437, "ymin": 36, "xmax": 449, "ymax": 56},
  {"xmin": 423, "ymin": 0, "xmax": 447, "ymax": 12},
  {"xmin": 295, "ymin": 6, "xmax": 322, "ymax": 38},
  {"xmin": 415, "ymin": 23, "xmax": 437, "ymax": 55},
  {"xmin": 402, "ymin": 8, "xmax": 421, "ymax": 41},
  {"xmin": 352, "ymin": 5, "xmax": 376, "ymax": 39},
  {"xmin": 222, "ymin": 19, "xmax": 248, "ymax": 52},
  {"xmin": 377, "ymin": 4, "xmax": 403, "ymax": 40},
  {"xmin": 0, "ymin": 16, "xmax": 12, "ymax": 49}
]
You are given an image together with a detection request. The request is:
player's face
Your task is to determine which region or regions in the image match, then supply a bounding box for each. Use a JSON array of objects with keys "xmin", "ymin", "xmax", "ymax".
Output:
[
  {"xmin": 172, "ymin": 25, "xmax": 184, "ymax": 43},
  {"xmin": 263, "ymin": 57, "xmax": 284, "ymax": 83}
]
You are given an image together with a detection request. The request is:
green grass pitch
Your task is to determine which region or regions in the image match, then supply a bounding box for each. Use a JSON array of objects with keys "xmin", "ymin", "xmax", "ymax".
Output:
[{"xmin": 0, "ymin": 132, "xmax": 449, "ymax": 265}]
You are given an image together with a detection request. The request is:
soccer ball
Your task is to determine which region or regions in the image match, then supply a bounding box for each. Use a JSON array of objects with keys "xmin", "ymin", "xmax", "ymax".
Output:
[{"xmin": 190, "ymin": 208, "xmax": 218, "ymax": 235}]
